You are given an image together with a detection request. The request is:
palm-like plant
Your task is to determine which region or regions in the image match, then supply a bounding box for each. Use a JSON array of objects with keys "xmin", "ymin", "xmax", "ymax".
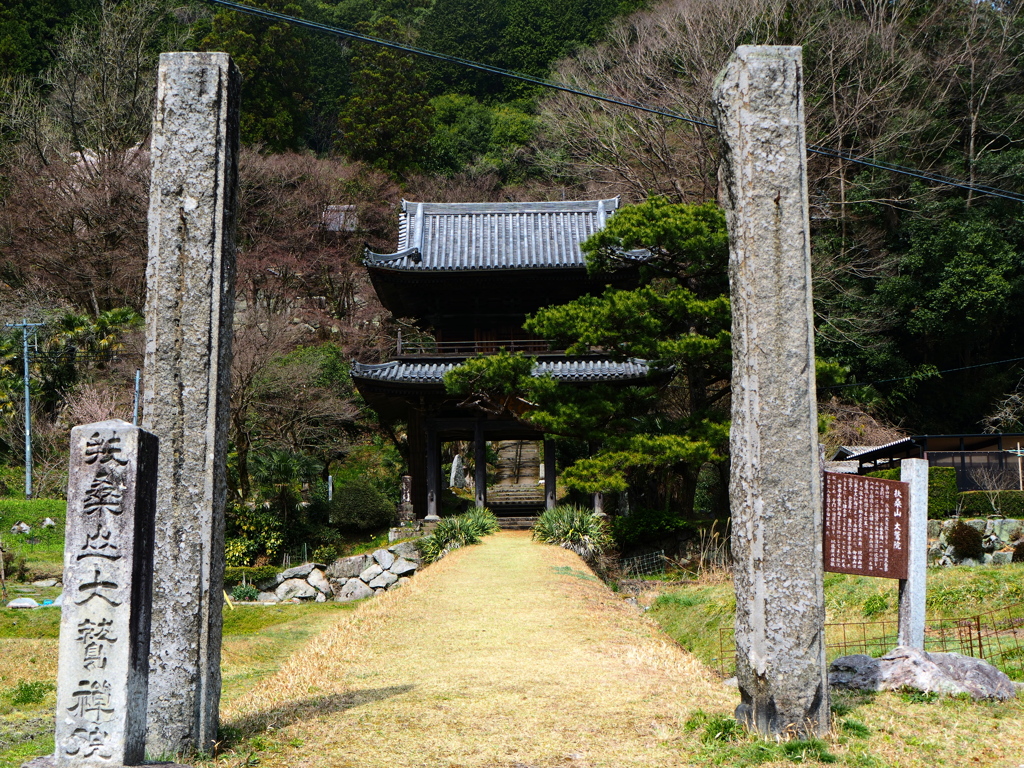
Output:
[{"xmin": 532, "ymin": 505, "xmax": 611, "ymax": 560}]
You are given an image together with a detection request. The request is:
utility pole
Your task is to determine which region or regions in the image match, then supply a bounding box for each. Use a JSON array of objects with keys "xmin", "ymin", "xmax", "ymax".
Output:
[{"xmin": 5, "ymin": 319, "xmax": 44, "ymax": 498}]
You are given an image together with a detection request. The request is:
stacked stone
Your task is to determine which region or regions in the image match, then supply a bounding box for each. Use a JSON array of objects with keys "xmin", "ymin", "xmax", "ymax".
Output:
[
  {"xmin": 929, "ymin": 518, "xmax": 1023, "ymax": 566},
  {"xmin": 326, "ymin": 541, "xmax": 421, "ymax": 602},
  {"xmin": 251, "ymin": 542, "xmax": 422, "ymax": 604}
]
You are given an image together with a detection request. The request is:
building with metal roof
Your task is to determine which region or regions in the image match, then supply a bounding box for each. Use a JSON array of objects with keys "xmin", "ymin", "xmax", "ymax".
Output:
[{"xmin": 352, "ymin": 199, "xmax": 652, "ymax": 520}]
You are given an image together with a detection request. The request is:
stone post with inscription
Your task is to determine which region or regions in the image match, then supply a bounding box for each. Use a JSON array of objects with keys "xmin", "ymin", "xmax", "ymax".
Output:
[
  {"xmin": 142, "ymin": 52, "xmax": 239, "ymax": 756},
  {"xmin": 898, "ymin": 458, "xmax": 928, "ymax": 648},
  {"xmin": 712, "ymin": 46, "xmax": 829, "ymax": 736},
  {"xmin": 53, "ymin": 420, "xmax": 157, "ymax": 767}
]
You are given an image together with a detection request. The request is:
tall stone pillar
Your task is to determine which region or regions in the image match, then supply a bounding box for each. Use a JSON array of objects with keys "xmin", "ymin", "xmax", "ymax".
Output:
[
  {"xmin": 898, "ymin": 458, "xmax": 928, "ymax": 649},
  {"xmin": 142, "ymin": 52, "xmax": 239, "ymax": 756},
  {"xmin": 544, "ymin": 437, "xmax": 557, "ymax": 510},
  {"xmin": 712, "ymin": 46, "xmax": 828, "ymax": 737},
  {"xmin": 474, "ymin": 419, "xmax": 487, "ymax": 509}
]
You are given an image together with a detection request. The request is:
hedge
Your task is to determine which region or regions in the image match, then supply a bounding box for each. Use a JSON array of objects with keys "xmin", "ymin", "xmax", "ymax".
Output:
[
  {"xmin": 223, "ymin": 565, "xmax": 280, "ymax": 588},
  {"xmin": 957, "ymin": 490, "xmax": 1024, "ymax": 518},
  {"xmin": 864, "ymin": 466, "xmax": 958, "ymax": 518}
]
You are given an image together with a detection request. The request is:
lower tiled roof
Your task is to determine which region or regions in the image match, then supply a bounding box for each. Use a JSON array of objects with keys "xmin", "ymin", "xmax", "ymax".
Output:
[{"xmin": 352, "ymin": 358, "xmax": 651, "ymax": 384}]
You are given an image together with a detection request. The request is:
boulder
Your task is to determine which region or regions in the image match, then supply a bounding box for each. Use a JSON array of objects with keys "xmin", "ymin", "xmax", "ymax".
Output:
[
  {"xmin": 7, "ymin": 597, "xmax": 38, "ymax": 609},
  {"xmin": 41, "ymin": 517, "xmax": 57, "ymax": 528},
  {"xmin": 829, "ymin": 646, "xmax": 1016, "ymax": 700},
  {"xmin": 53, "ymin": 594, "xmax": 64, "ymax": 607},
  {"xmin": 275, "ymin": 578, "xmax": 317, "ymax": 602},
  {"xmin": 992, "ymin": 551, "xmax": 1014, "ymax": 565},
  {"xmin": 392, "ymin": 577, "xmax": 411, "ymax": 589},
  {"xmin": 359, "ymin": 562, "xmax": 383, "ymax": 583},
  {"xmin": 390, "ymin": 558, "xmax": 418, "ymax": 577},
  {"xmin": 336, "ymin": 578, "xmax": 374, "ymax": 602},
  {"xmin": 315, "ymin": 591, "xmax": 326, "ymax": 603},
  {"xmin": 388, "ymin": 540, "xmax": 422, "ymax": 563},
  {"xmin": 307, "ymin": 568, "xmax": 332, "ymax": 595},
  {"xmin": 373, "ymin": 548, "xmax": 395, "ymax": 570},
  {"xmin": 927, "ymin": 520, "xmax": 941, "ymax": 539},
  {"xmin": 278, "ymin": 562, "xmax": 325, "ymax": 583},
  {"xmin": 258, "ymin": 591, "xmax": 279, "ymax": 603},
  {"xmin": 368, "ymin": 570, "xmax": 398, "ymax": 589},
  {"xmin": 991, "ymin": 518, "xmax": 1024, "ymax": 543},
  {"xmin": 10, "ymin": 522, "xmax": 30, "ymax": 534},
  {"xmin": 31, "ymin": 578, "xmax": 58, "ymax": 588},
  {"xmin": 326, "ymin": 554, "xmax": 369, "ymax": 580}
]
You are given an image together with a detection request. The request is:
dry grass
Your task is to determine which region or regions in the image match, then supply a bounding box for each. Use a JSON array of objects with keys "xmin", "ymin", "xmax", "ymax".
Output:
[{"xmin": 214, "ymin": 532, "xmax": 734, "ymax": 768}]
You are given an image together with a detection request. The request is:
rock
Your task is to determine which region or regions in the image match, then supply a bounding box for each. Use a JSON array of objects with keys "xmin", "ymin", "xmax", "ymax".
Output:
[
  {"xmin": 326, "ymin": 554, "xmax": 369, "ymax": 580},
  {"xmin": 992, "ymin": 551, "xmax": 1014, "ymax": 565},
  {"xmin": 315, "ymin": 591, "xmax": 326, "ymax": 603},
  {"xmin": 965, "ymin": 519, "xmax": 986, "ymax": 533},
  {"xmin": 336, "ymin": 578, "xmax": 374, "ymax": 602},
  {"xmin": 368, "ymin": 570, "xmax": 398, "ymax": 589},
  {"xmin": 42, "ymin": 517, "xmax": 57, "ymax": 528},
  {"xmin": 392, "ymin": 577, "xmax": 411, "ymax": 589},
  {"xmin": 723, "ymin": 677, "xmax": 739, "ymax": 687},
  {"xmin": 390, "ymin": 558, "xmax": 418, "ymax": 576},
  {"xmin": 258, "ymin": 591, "xmax": 278, "ymax": 603},
  {"xmin": 275, "ymin": 578, "xmax": 317, "ymax": 602},
  {"xmin": 829, "ymin": 646, "xmax": 1016, "ymax": 700},
  {"xmin": 388, "ymin": 540, "xmax": 422, "ymax": 563},
  {"xmin": 927, "ymin": 520, "xmax": 940, "ymax": 538},
  {"xmin": 10, "ymin": 522, "xmax": 30, "ymax": 534},
  {"xmin": 982, "ymin": 554, "xmax": 994, "ymax": 564},
  {"xmin": 307, "ymin": 568, "xmax": 332, "ymax": 595},
  {"xmin": 31, "ymin": 578, "xmax": 58, "ymax": 587},
  {"xmin": 373, "ymin": 548, "xmax": 395, "ymax": 570},
  {"xmin": 277, "ymin": 562, "xmax": 325, "ymax": 583},
  {"xmin": 359, "ymin": 563, "xmax": 383, "ymax": 583},
  {"xmin": 961, "ymin": 557, "xmax": 980, "ymax": 567},
  {"xmin": 7, "ymin": 597, "xmax": 38, "ymax": 609},
  {"xmin": 53, "ymin": 594, "xmax": 64, "ymax": 607}
]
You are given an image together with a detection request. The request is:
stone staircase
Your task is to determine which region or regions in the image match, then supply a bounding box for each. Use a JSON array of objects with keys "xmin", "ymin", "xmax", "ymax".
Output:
[
  {"xmin": 496, "ymin": 516, "xmax": 539, "ymax": 531},
  {"xmin": 489, "ymin": 440, "xmax": 545, "ymax": 515}
]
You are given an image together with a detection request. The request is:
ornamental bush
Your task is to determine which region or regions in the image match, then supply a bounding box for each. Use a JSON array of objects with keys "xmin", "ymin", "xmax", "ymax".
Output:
[
  {"xmin": 957, "ymin": 490, "xmax": 1024, "ymax": 518},
  {"xmin": 946, "ymin": 521, "xmax": 984, "ymax": 561},
  {"xmin": 461, "ymin": 507, "xmax": 500, "ymax": 536},
  {"xmin": 329, "ymin": 480, "xmax": 395, "ymax": 531},
  {"xmin": 533, "ymin": 505, "xmax": 611, "ymax": 560},
  {"xmin": 231, "ymin": 584, "xmax": 260, "ymax": 602},
  {"xmin": 419, "ymin": 514, "xmax": 484, "ymax": 563}
]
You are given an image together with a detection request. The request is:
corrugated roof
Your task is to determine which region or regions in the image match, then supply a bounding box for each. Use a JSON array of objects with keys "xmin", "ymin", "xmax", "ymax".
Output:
[
  {"xmin": 351, "ymin": 358, "xmax": 650, "ymax": 384},
  {"xmin": 365, "ymin": 198, "xmax": 621, "ymax": 271}
]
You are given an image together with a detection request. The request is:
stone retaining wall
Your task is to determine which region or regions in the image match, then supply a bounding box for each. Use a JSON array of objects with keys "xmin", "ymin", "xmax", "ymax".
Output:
[{"xmin": 928, "ymin": 518, "xmax": 1022, "ymax": 566}]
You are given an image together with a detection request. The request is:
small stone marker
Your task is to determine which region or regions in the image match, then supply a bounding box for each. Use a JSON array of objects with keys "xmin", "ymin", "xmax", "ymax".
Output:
[
  {"xmin": 142, "ymin": 51, "xmax": 240, "ymax": 755},
  {"xmin": 55, "ymin": 420, "xmax": 157, "ymax": 766},
  {"xmin": 713, "ymin": 45, "xmax": 829, "ymax": 736}
]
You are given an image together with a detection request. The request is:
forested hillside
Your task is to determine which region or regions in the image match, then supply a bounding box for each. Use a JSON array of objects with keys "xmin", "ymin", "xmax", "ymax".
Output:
[{"xmin": 3, "ymin": 0, "xmax": 1024, "ymax": 557}]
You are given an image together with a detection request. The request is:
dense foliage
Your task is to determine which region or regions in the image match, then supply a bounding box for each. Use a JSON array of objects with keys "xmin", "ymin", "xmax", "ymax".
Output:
[{"xmin": 532, "ymin": 505, "xmax": 611, "ymax": 560}]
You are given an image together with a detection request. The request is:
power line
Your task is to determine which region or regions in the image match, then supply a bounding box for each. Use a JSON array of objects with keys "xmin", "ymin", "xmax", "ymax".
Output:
[
  {"xmin": 823, "ymin": 355, "xmax": 1024, "ymax": 391},
  {"xmin": 203, "ymin": 0, "xmax": 1024, "ymax": 205}
]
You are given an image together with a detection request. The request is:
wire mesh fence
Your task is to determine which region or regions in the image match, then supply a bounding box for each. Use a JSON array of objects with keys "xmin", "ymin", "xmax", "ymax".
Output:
[
  {"xmin": 715, "ymin": 601, "xmax": 1024, "ymax": 679},
  {"xmin": 621, "ymin": 550, "xmax": 666, "ymax": 577}
]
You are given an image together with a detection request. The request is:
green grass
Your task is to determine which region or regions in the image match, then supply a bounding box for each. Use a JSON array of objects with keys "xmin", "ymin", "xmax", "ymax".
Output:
[
  {"xmin": 646, "ymin": 563, "xmax": 1024, "ymax": 679},
  {"xmin": 222, "ymin": 601, "xmax": 355, "ymax": 636},
  {"xmin": 0, "ymin": 499, "xmax": 66, "ymax": 577}
]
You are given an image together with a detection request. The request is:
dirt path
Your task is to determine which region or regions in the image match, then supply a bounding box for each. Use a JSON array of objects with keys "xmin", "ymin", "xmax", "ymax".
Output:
[{"xmin": 222, "ymin": 532, "xmax": 735, "ymax": 768}]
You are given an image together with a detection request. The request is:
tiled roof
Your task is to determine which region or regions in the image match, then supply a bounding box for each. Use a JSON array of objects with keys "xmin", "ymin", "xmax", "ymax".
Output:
[
  {"xmin": 842, "ymin": 438, "xmax": 916, "ymax": 461},
  {"xmin": 365, "ymin": 198, "xmax": 621, "ymax": 271},
  {"xmin": 351, "ymin": 358, "xmax": 650, "ymax": 384}
]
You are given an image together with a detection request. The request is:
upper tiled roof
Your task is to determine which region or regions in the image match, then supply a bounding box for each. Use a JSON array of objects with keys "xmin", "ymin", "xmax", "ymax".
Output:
[
  {"xmin": 351, "ymin": 358, "xmax": 650, "ymax": 384},
  {"xmin": 364, "ymin": 198, "xmax": 620, "ymax": 271}
]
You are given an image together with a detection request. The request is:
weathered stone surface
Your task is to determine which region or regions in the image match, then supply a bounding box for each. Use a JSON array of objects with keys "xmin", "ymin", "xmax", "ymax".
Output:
[
  {"xmin": 277, "ymin": 562, "xmax": 325, "ymax": 583},
  {"xmin": 898, "ymin": 459, "xmax": 928, "ymax": 649},
  {"xmin": 142, "ymin": 51, "xmax": 241, "ymax": 756},
  {"xmin": 388, "ymin": 541, "xmax": 422, "ymax": 563},
  {"xmin": 992, "ymin": 551, "xmax": 1014, "ymax": 565},
  {"xmin": 390, "ymin": 558, "xmax": 418, "ymax": 577},
  {"xmin": 314, "ymin": 591, "xmax": 326, "ymax": 603},
  {"xmin": 7, "ymin": 598, "xmax": 38, "ymax": 609},
  {"xmin": 326, "ymin": 555, "xmax": 369, "ymax": 580},
  {"xmin": 368, "ymin": 570, "xmax": 399, "ymax": 589},
  {"xmin": 359, "ymin": 563, "xmax": 383, "ymax": 583},
  {"xmin": 307, "ymin": 568, "xmax": 332, "ymax": 595},
  {"xmin": 31, "ymin": 579, "xmax": 58, "ymax": 588},
  {"xmin": 275, "ymin": 579, "xmax": 317, "ymax": 602},
  {"xmin": 373, "ymin": 548, "xmax": 395, "ymax": 570},
  {"xmin": 830, "ymin": 646, "xmax": 1016, "ymax": 700},
  {"xmin": 392, "ymin": 577, "xmax": 412, "ymax": 589},
  {"xmin": 336, "ymin": 578, "xmax": 374, "ymax": 602},
  {"xmin": 713, "ymin": 46, "xmax": 828, "ymax": 737},
  {"xmin": 10, "ymin": 522, "xmax": 30, "ymax": 534},
  {"xmin": 257, "ymin": 591, "xmax": 278, "ymax": 603},
  {"xmin": 56, "ymin": 420, "xmax": 157, "ymax": 767}
]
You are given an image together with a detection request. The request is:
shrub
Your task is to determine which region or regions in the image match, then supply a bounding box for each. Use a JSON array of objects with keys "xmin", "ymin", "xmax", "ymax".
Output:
[
  {"xmin": 461, "ymin": 507, "xmax": 500, "ymax": 536},
  {"xmin": 947, "ymin": 521, "xmax": 984, "ymax": 560},
  {"xmin": 223, "ymin": 565, "xmax": 280, "ymax": 588},
  {"xmin": 611, "ymin": 506, "xmax": 689, "ymax": 548},
  {"xmin": 958, "ymin": 490, "xmax": 1024, "ymax": 518},
  {"xmin": 420, "ymin": 515, "xmax": 484, "ymax": 563},
  {"xmin": 230, "ymin": 584, "xmax": 260, "ymax": 602},
  {"xmin": 1013, "ymin": 541, "xmax": 1024, "ymax": 563},
  {"xmin": 312, "ymin": 544, "xmax": 338, "ymax": 564},
  {"xmin": 329, "ymin": 480, "xmax": 395, "ymax": 532},
  {"xmin": 9, "ymin": 680, "xmax": 54, "ymax": 706},
  {"xmin": 2, "ymin": 552, "xmax": 29, "ymax": 582},
  {"xmin": 224, "ymin": 537, "xmax": 257, "ymax": 567},
  {"xmin": 533, "ymin": 505, "xmax": 611, "ymax": 560}
]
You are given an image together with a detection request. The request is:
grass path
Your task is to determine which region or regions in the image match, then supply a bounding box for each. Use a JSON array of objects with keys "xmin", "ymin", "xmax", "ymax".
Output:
[{"xmin": 219, "ymin": 532, "xmax": 734, "ymax": 768}]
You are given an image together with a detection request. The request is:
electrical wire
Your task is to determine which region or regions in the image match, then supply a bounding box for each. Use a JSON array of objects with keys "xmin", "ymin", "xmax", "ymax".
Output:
[
  {"xmin": 203, "ymin": 0, "xmax": 1024, "ymax": 204},
  {"xmin": 822, "ymin": 355, "xmax": 1024, "ymax": 391}
]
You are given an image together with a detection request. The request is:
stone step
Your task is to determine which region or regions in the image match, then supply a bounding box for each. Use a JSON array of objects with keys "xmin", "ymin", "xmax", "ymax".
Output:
[{"xmin": 496, "ymin": 516, "xmax": 539, "ymax": 530}]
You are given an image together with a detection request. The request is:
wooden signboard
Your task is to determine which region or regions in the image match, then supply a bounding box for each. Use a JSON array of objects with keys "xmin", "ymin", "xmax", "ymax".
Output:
[{"xmin": 823, "ymin": 472, "xmax": 909, "ymax": 580}]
